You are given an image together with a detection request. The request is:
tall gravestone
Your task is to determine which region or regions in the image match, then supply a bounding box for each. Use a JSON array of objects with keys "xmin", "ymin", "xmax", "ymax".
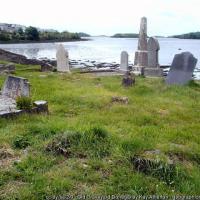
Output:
[
  {"xmin": 56, "ymin": 44, "xmax": 70, "ymax": 72},
  {"xmin": 134, "ymin": 17, "xmax": 148, "ymax": 74},
  {"xmin": 1, "ymin": 76, "xmax": 30, "ymax": 99},
  {"xmin": 120, "ymin": 51, "xmax": 129, "ymax": 72},
  {"xmin": 144, "ymin": 37, "xmax": 163, "ymax": 77},
  {"xmin": 166, "ymin": 52, "xmax": 197, "ymax": 85}
]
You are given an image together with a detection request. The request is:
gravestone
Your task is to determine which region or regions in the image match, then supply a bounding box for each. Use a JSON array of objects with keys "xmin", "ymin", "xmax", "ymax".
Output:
[
  {"xmin": 144, "ymin": 37, "xmax": 163, "ymax": 77},
  {"xmin": 166, "ymin": 52, "xmax": 197, "ymax": 85},
  {"xmin": 120, "ymin": 51, "xmax": 129, "ymax": 72},
  {"xmin": 56, "ymin": 44, "xmax": 70, "ymax": 72},
  {"xmin": 134, "ymin": 17, "xmax": 148, "ymax": 73},
  {"xmin": 1, "ymin": 76, "xmax": 30, "ymax": 99}
]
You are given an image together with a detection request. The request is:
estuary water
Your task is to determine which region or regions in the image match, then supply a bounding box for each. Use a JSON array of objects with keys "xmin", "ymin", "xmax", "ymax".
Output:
[{"xmin": 0, "ymin": 37, "xmax": 200, "ymax": 78}]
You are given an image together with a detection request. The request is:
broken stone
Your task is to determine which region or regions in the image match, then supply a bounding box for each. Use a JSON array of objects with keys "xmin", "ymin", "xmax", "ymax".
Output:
[{"xmin": 33, "ymin": 100, "xmax": 48, "ymax": 113}]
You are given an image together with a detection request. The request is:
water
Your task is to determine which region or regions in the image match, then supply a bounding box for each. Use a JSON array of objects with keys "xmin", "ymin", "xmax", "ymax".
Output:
[{"xmin": 0, "ymin": 36, "xmax": 200, "ymax": 74}]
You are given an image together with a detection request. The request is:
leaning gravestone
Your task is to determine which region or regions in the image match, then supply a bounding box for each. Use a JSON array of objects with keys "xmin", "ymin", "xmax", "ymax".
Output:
[
  {"xmin": 56, "ymin": 44, "xmax": 70, "ymax": 72},
  {"xmin": 144, "ymin": 37, "xmax": 163, "ymax": 77},
  {"xmin": 120, "ymin": 51, "xmax": 129, "ymax": 72},
  {"xmin": 1, "ymin": 76, "xmax": 30, "ymax": 99},
  {"xmin": 166, "ymin": 52, "xmax": 197, "ymax": 85}
]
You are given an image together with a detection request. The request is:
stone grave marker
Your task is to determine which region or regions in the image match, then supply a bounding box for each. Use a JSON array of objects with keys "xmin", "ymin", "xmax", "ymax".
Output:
[
  {"xmin": 134, "ymin": 17, "xmax": 148, "ymax": 71},
  {"xmin": 1, "ymin": 75, "xmax": 30, "ymax": 99},
  {"xmin": 56, "ymin": 44, "xmax": 70, "ymax": 72},
  {"xmin": 166, "ymin": 52, "xmax": 197, "ymax": 85},
  {"xmin": 120, "ymin": 51, "xmax": 129, "ymax": 72},
  {"xmin": 144, "ymin": 37, "xmax": 163, "ymax": 77}
]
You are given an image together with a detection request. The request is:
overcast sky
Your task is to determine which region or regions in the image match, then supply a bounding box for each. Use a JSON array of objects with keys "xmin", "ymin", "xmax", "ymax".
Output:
[{"xmin": 0, "ymin": 0, "xmax": 200, "ymax": 36}]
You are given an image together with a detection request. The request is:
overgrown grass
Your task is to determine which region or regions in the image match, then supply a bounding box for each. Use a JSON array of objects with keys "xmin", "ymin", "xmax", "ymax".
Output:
[{"xmin": 0, "ymin": 63, "xmax": 200, "ymax": 199}]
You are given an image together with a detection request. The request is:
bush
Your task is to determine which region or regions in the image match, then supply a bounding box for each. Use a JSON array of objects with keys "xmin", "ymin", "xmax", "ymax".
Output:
[
  {"xmin": 16, "ymin": 96, "xmax": 33, "ymax": 110},
  {"xmin": 13, "ymin": 135, "xmax": 31, "ymax": 149}
]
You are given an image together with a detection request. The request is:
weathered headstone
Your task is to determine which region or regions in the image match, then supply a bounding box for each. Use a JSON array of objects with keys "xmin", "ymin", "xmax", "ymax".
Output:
[
  {"xmin": 166, "ymin": 52, "xmax": 197, "ymax": 85},
  {"xmin": 1, "ymin": 76, "xmax": 30, "ymax": 99},
  {"xmin": 120, "ymin": 51, "xmax": 129, "ymax": 72},
  {"xmin": 144, "ymin": 37, "xmax": 163, "ymax": 77},
  {"xmin": 56, "ymin": 44, "xmax": 70, "ymax": 72},
  {"xmin": 134, "ymin": 17, "xmax": 148, "ymax": 72}
]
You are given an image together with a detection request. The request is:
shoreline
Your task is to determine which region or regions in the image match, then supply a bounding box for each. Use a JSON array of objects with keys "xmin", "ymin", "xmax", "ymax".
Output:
[
  {"xmin": 0, "ymin": 48, "xmax": 199, "ymax": 79},
  {"xmin": 0, "ymin": 38, "xmax": 90, "ymax": 45}
]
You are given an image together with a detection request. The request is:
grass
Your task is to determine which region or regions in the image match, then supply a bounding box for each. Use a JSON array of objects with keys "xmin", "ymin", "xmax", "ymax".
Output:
[{"xmin": 0, "ymin": 62, "xmax": 200, "ymax": 199}]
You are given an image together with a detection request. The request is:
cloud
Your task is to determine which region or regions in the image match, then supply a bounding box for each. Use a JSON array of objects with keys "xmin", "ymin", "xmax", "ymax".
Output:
[{"xmin": 0, "ymin": 0, "xmax": 200, "ymax": 35}]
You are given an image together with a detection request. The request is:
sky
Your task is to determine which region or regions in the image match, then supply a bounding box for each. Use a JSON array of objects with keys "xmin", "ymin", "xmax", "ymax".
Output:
[{"xmin": 0, "ymin": 0, "xmax": 200, "ymax": 36}]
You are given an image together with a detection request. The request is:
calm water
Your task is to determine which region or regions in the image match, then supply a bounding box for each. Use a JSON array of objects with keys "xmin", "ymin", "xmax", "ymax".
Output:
[{"xmin": 0, "ymin": 37, "xmax": 200, "ymax": 67}]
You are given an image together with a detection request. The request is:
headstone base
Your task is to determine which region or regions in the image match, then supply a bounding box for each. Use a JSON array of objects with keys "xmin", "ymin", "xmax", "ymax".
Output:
[
  {"xmin": 166, "ymin": 71, "xmax": 194, "ymax": 85},
  {"xmin": 144, "ymin": 68, "xmax": 163, "ymax": 77}
]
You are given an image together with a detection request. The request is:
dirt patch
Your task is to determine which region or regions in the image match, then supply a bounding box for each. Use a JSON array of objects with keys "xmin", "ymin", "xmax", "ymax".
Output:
[
  {"xmin": 0, "ymin": 148, "xmax": 19, "ymax": 168},
  {"xmin": 0, "ymin": 181, "xmax": 27, "ymax": 198},
  {"xmin": 157, "ymin": 109, "xmax": 169, "ymax": 116}
]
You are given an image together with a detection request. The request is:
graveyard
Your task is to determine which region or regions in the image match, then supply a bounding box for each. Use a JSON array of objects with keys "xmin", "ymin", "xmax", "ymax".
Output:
[
  {"xmin": 0, "ymin": 12, "xmax": 200, "ymax": 199},
  {"xmin": 0, "ymin": 60, "xmax": 200, "ymax": 199}
]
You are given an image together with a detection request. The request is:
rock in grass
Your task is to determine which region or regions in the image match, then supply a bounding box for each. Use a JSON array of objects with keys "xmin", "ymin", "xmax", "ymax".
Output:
[
  {"xmin": 112, "ymin": 96, "xmax": 129, "ymax": 104},
  {"xmin": 34, "ymin": 100, "xmax": 48, "ymax": 113}
]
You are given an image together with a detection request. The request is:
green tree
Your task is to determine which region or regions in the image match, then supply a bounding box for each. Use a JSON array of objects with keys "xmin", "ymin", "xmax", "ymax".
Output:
[
  {"xmin": 0, "ymin": 31, "xmax": 11, "ymax": 41},
  {"xmin": 25, "ymin": 26, "xmax": 39, "ymax": 40},
  {"xmin": 18, "ymin": 28, "xmax": 24, "ymax": 36}
]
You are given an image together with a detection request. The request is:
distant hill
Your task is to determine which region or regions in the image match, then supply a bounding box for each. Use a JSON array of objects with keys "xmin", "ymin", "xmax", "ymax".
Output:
[
  {"xmin": 78, "ymin": 32, "xmax": 91, "ymax": 37},
  {"xmin": 0, "ymin": 23, "xmax": 93, "ymax": 43},
  {"xmin": 170, "ymin": 32, "xmax": 200, "ymax": 39},
  {"xmin": 111, "ymin": 33, "xmax": 139, "ymax": 38}
]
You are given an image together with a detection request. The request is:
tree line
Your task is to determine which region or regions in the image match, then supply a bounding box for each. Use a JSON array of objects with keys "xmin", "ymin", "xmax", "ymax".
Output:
[
  {"xmin": 171, "ymin": 32, "xmax": 200, "ymax": 39},
  {"xmin": 0, "ymin": 26, "xmax": 81, "ymax": 42}
]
